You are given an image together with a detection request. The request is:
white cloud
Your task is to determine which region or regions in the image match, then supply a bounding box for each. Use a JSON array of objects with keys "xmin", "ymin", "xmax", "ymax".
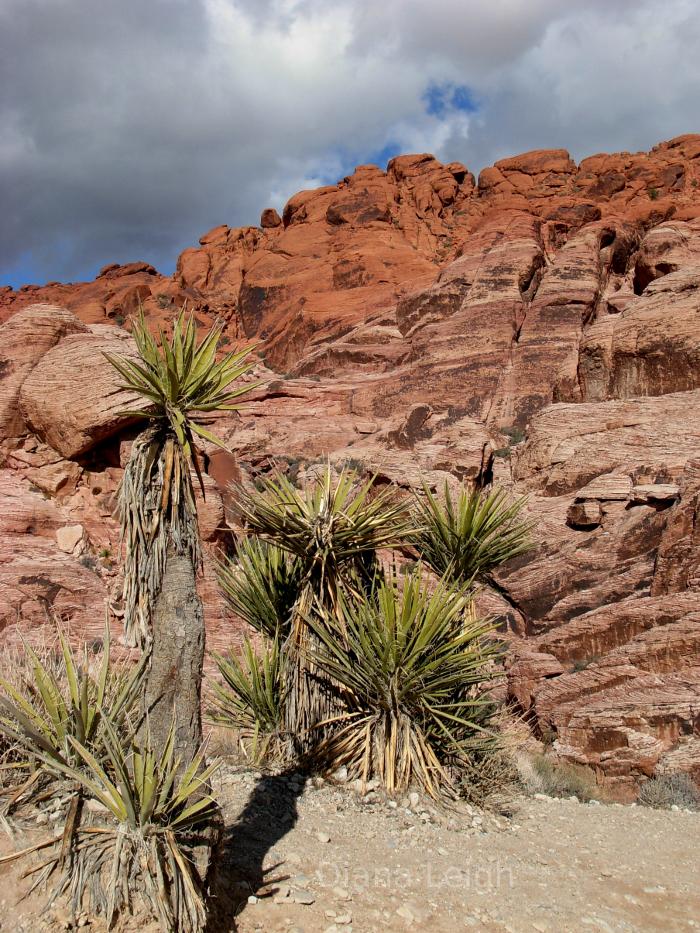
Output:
[{"xmin": 0, "ymin": 0, "xmax": 698, "ymax": 283}]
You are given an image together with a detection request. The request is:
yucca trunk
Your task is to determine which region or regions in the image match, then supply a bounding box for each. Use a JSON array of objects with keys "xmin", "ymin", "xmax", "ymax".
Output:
[
  {"xmin": 142, "ymin": 544, "xmax": 219, "ymax": 885},
  {"xmin": 283, "ymin": 585, "xmax": 346, "ymax": 757},
  {"xmin": 142, "ymin": 544, "xmax": 205, "ymax": 766},
  {"xmin": 283, "ymin": 638, "xmax": 334, "ymax": 756}
]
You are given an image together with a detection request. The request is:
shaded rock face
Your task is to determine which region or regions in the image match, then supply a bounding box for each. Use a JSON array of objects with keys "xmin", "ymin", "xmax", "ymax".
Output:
[{"xmin": 2, "ymin": 135, "xmax": 700, "ymax": 796}]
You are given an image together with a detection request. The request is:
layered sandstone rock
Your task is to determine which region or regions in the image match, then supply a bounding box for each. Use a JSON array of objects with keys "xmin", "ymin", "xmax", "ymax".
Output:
[
  {"xmin": 0, "ymin": 304, "xmax": 88, "ymax": 442},
  {"xmin": 1, "ymin": 135, "xmax": 700, "ymax": 794},
  {"xmin": 19, "ymin": 327, "xmax": 140, "ymax": 458}
]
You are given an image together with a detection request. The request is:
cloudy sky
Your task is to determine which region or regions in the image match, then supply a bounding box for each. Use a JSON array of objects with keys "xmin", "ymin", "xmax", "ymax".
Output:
[{"xmin": 2, "ymin": 0, "xmax": 699, "ymax": 287}]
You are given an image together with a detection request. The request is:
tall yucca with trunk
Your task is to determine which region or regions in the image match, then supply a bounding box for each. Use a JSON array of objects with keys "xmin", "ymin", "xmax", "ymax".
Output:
[
  {"xmin": 105, "ymin": 310, "xmax": 256, "ymax": 763},
  {"xmin": 233, "ymin": 465, "xmax": 413, "ymax": 750}
]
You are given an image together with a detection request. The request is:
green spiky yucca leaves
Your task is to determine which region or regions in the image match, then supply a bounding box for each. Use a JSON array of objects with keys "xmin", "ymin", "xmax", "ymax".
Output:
[
  {"xmin": 217, "ymin": 537, "xmax": 303, "ymax": 641},
  {"xmin": 413, "ymin": 483, "xmax": 534, "ymax": 587},
  {"xmin": 236, "ymin": 463, "xmax": 413, "ymax": 631},
  {"xmin": 105, "ymin": 310, "xmax": 257, "ymax": 646},
  {"xmin": 104, "ymin": 309, "xmax": 257, "ymax": 459},
  {"xmin": 0, "ymin": 626, "xmax": 144, "ymax": 776},
  {"xmin": 209, "ymin": 637, "xmax": 286, "ymax": 763},
  {"xmin": 232, "ymin": 465, "xmax": 414, "ymax": 747},
  {"xmin": 4, "ymin": 721, "xmax": 218, "ymax": 933},
  {"xmin": 308, "ymin": 569, "xmax": 502, "ymax": 798}
]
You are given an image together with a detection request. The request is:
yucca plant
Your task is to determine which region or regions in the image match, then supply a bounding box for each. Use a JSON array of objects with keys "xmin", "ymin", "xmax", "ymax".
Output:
[
  {"xmin": 234, "ymin": 464, "xmax": 413, "ymax": 747},
  {"xmin": 217, "ymin": 537, "xmax": 303, "ymax": 641},
  {"xmin": 412, "ymin": 483, "xmax": 534, "ymax": 587},
  {"xmin": 105, "ymin": 309, "xmax": 257, "ymax": 767},
  {"xmin": 3, "ymin": 721, "xmax": 218, "ymax": 933},
  {"xmin": 308, "ymin": 569, "xmax": 502, "ymax": 798},
  {"xmin": 0, "ymin": 625, "xmax": 144, "ymax": 778},
  {"xmin": 209, "ymin": 637, "xmax": 286, "ymax": 763},
  {"xmin": 105, "ymin": 309, "xmax": 257, "ymax": 648},
  {"xmin": 236, "ymin": 464, "xmax": 413, "ymax": 620}
]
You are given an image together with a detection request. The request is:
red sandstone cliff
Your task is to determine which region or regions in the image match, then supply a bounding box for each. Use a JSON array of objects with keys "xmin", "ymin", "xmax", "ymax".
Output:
[{"xmin": 2, "ymin": 134, "xmax": 700, "ymax": 796}]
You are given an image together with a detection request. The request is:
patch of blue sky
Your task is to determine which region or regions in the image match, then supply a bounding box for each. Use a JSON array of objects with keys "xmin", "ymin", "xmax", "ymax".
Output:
[
  {"xmin": 423, "ymin": 82, "xmax": 479, "ymax": 118},
  {"xmin": 0, "ymin": 241, "xmax": 175, "ymax": 290},
  {"xmin": 0, "ymin": 252, "xmax": 44, "ymax": 290}
]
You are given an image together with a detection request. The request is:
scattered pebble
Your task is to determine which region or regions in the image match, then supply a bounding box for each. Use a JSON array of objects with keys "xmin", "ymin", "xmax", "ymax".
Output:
[{"xmin": 293, "ymin": 889, "xmax": 316, "ymax": 905}]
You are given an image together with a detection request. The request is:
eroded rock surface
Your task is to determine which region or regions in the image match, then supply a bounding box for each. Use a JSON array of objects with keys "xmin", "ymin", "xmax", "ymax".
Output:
[{"xmin": 2, "ymin": 135, "xmax": 700, "ymax": 794}]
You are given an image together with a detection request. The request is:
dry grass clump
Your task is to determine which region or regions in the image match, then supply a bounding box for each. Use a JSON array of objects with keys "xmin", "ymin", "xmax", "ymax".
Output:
[
  {"xmin": 456, "ymin": 748, "xmax": 521, "ymax": 810},
  {"xmin": 517, "ymin": 753, "xmax": 599, "ymax": 801},
  {"xmin": 638, "ymin": 772, "xmax": 700, "ymax": 810}
]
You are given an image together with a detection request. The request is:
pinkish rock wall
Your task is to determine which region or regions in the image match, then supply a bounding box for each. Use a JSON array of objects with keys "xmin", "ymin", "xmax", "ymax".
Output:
[{"xmin": 2, "ymin": 135, "xmax": 700, "ymax": 796}]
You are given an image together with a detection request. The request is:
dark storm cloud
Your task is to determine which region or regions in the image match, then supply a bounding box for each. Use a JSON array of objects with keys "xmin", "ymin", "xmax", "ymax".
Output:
[{"xmin": 1, "ymin": 0, "xmax": 698, "ymax": 285}]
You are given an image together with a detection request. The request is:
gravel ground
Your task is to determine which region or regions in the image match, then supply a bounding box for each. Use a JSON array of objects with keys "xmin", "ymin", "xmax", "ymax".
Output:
[
  {"xmin": 207, "ymin": 766, "xmax": 700, "ymax": 933},
  {"xmin": 1, "ymin": 764, "xmax": 698, "ymax": 932}
]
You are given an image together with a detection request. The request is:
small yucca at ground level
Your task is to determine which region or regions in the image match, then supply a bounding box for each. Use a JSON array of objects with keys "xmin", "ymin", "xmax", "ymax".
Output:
[
  {"xmin": 1, "ymin": 721, "xmax": 217, "ymax": 933},
  {"xmin": 0, "ymin": 633, "xmax": 217, "ymax": 933},
  {"xmin": 0, "ymin": 624, "xmax": 145, "ymax": 821},
  {"xmin": 209, "ymin": 636, "xmax": 287, "ymax": 764}
]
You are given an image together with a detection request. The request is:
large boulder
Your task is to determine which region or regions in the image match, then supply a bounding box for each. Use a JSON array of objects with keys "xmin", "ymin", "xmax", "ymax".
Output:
[
  {"xmin": 0, "ymin": 304, "xmax": 88, "ymax": 441},
  {"xmin": 19, "ymin": 327, "xmax": 139, "ymax": 458}
]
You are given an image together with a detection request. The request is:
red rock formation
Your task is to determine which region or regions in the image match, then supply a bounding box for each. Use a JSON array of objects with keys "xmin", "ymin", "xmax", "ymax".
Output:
[{"xmin": 2, "ymin": 134, "xmax": 700, "ymax": 794}]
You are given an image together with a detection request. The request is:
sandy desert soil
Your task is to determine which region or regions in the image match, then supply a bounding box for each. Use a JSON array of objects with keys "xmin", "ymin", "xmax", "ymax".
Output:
[{"xmin": 1, "ymin": 764, "xmax": 698, "ymax": 933}]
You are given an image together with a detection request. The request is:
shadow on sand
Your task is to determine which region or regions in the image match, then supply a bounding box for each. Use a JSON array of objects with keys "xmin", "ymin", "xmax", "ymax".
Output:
[{"xmin": 206, "ymin": 768, "xmax": 306, "ymax": 931}]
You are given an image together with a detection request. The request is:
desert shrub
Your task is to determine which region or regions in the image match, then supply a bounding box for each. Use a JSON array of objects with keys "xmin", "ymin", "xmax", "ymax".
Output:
[
  {"xmin": 412, "ymin": 483, "xmax": 534, "ymax": 587},
  {"xmin": 638, "ymin": 772, "xmax": 700, "ymax": 810},
  {"xmin": 308, "ymin": 569, "xmax": 503, "ymax": 798},
  {"xmin": 340, "ymin": 457, "xmax": 366, "ymax": 475},
  {"xmin": 648, "ymin": 186, "xmax": 660, "ymax": 200},
  {"xmin": 457, "ymin": 747, "xmax": 521, "ymax": 809},
  {"xmin": 4, "ymin": 721, "xmax": 217, "ymax": 932},
  {"xmin": 518, "ymin": 753, "xmax": 598, "ymax": 801},
  {"xmin": 0, "ymin": 626, "xmax": 145, "ymax": 779},
  {"xmin": 209, "ymin": 637, "xmax": 286, "ymax": 764},
  {"xmin": 570, "ymin": 654, "xmax": 600, "ymax": 672},
  {"xmin": 500, "ymin": 425, "xmax": 525, "ymax": 445}
]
